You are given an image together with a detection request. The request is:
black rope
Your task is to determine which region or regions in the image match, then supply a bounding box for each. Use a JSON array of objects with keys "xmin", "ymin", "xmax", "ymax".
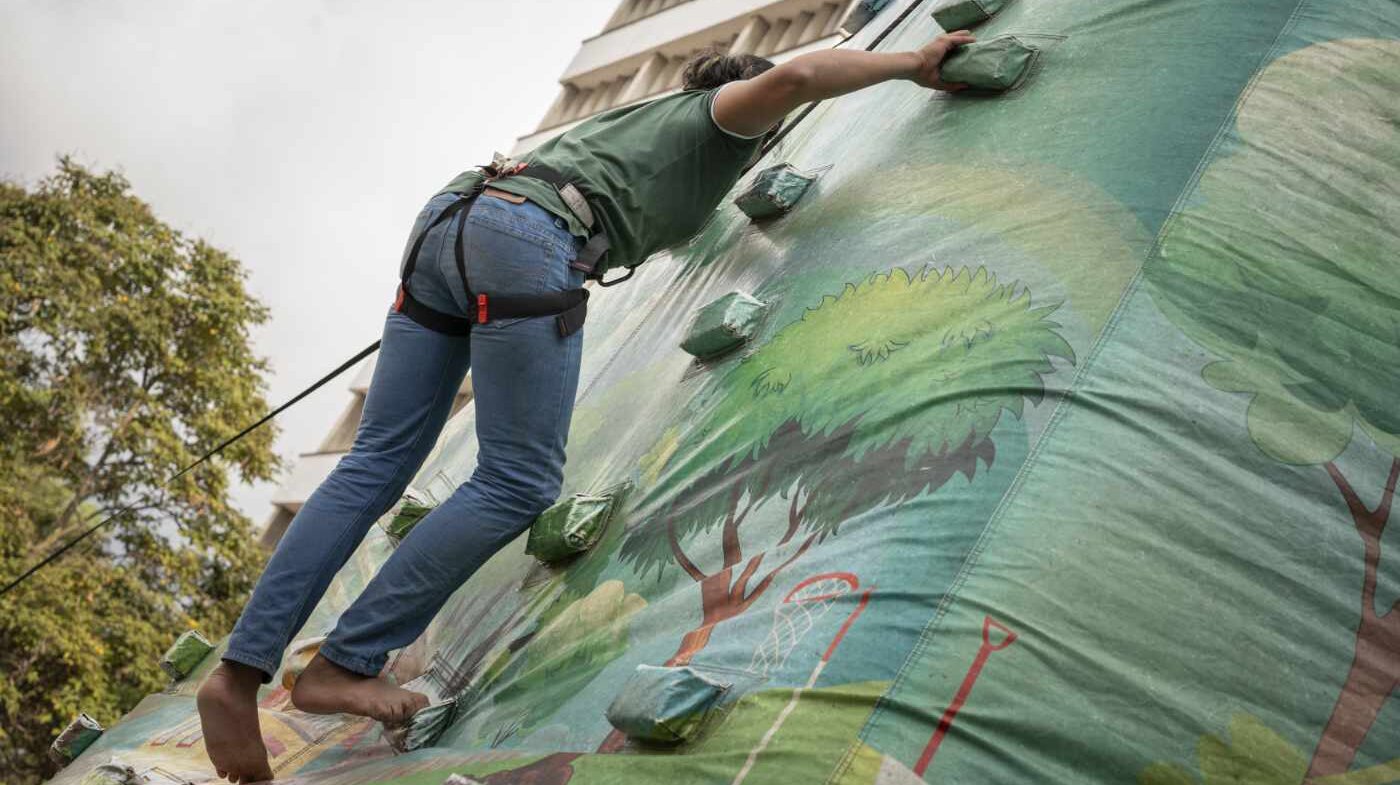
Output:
[
  {"xmin": 0, "ymin": 339, "xmax": 383, "ymax": 599},
  {"xmin": 746, "ymin": 0, "xmax": 935, "ymax": 172}
]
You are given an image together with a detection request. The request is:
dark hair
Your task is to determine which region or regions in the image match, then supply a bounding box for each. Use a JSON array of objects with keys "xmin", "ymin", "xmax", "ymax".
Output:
[{"xmin": 681, "ymin": 48, "xmax": 775, "ymax": 91}]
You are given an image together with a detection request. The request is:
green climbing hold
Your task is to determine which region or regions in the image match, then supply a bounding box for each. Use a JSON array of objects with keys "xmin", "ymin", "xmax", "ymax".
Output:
[
  {"xmin": 526, "ymin": 492, "xmax": 621, "ymax": 563},
  {"xmin": 604, "ymin": 665, "xmax": 730, "ymax": 745},
  {"xmin": 386, "ymin": 496, "xmax": 433, "ymax": 543},
  {"xmin": 940, "ymin": 34, "xmax": 1041, "ymax": 92},
  {"xmin": 680, "ymin": 291, "xmax": 767, "ymax": 360},
  {"xmin": 388, "ymin": 697, "xmax": 461, "ymax": 752},
  {"xmin": 839, "ymin": 0, "xmax": 894, "ymax": 35},
  {"xmin": 49, "ymin": 713, "xmax": 104, "ymax": 766},
  {"xmin": 160, "ymin": 630, "xmax": 214, "ymax": 681},
  {"xmin": 734, "ymin": 163, "xmax": 816, "ymax": 220},
  {"xmin": 932, "ymin": 0, "xmax": 1011, "ymax": 30},
  {"xmin": 79, "ymin": 758, "xmax": 136, "ymax": 785}
]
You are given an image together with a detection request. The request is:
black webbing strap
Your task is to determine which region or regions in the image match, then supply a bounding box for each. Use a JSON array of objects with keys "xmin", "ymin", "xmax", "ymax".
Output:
[
  {"xmin": 396, "ymin": 193, "xmax": 478, "ymax": 334},
  {"xmin": 484, "ymin": 288, "xmax": 590, "ymax": 336},
  {"xmin": 395, "ymin": 187, "xmax": 590, "ymax": 338}
]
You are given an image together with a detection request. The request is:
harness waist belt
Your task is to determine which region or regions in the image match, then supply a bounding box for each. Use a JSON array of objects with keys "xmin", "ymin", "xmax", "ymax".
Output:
[
  {"xmin": 394, "ymin": 285, "xmax": 589, "ymax": 338},
  {"xmin": 394, "ymin": 187, "xmax": 590, "ymax": 338}
]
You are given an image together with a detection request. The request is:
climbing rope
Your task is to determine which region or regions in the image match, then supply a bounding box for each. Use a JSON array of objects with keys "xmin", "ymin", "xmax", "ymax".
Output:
[{"xmin": 0, "ymin": 340, "xmax": 383, "ymax": 599}]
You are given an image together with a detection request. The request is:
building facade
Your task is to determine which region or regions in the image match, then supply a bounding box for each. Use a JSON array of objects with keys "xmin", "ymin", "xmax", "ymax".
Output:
[{"xmin": 513, "ymin": 0, "xmax": 871, "ymax": 153}]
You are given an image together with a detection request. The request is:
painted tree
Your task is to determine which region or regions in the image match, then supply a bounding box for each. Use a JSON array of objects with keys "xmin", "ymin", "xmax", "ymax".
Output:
[
  {"xmin": 494, "ymin": 265, "xmax": 1073, "ymax": 778},
  {"xmin": 622, "ymin": 265, "xmax": 1073, "ymax": 670},
  {"xmin": 1146, "ymin": 40, "xmax": 1400, "ymax": 780}
]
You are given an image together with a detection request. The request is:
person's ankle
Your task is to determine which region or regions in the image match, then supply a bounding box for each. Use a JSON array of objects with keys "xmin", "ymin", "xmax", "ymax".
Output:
[{"xmin": 214, "ymin": 660, "xmax": 267, "ymax": 691}]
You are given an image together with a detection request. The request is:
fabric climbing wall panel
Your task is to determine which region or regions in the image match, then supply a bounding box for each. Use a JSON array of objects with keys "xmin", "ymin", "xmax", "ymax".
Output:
[{"xmin": 45, "ymin": 0, "xmax": 1399, "ymax": 783}]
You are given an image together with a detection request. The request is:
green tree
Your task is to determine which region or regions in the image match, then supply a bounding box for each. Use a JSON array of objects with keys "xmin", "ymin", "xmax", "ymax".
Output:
[
  {"xmin": 625, "ymin": 265, "xmax": 1072, "ymax": 668},
  {"xmin": 1146, "ymin": 39, "xmax": 1400, "ymax": 781},
  {"xmin": 0, "ymin": 159, "xmax": 278, "ymax": 784}
]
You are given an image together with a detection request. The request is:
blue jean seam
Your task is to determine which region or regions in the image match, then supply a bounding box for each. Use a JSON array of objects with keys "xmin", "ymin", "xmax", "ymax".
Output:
[
  {"xmin": 262, "ymin": 315, "xmax": 467, "ymax": 670},
  {"xmin": 221, "ymin": 648, "xmax": 281, "ymax": 680}
]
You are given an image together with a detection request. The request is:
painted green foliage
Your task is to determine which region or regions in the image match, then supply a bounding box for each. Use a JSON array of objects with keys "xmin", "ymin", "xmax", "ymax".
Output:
[
  {"xmin": 472, "ymin": 580, "xmax": 645, "ymax": 744},
  {"xmin": 1139, "ymin": 715, "xmax": 1308, "ymax": 785},
  {"xmin": 1140, "ymin": 714, "xmax": 1400, "ymax": 785},
  {"xmin": 1146, "ymin": 40, "xmax": 1400, "ymax": 780},
  {"xmin": 622, "ymin": 265, "xmax": 1073, "ymax": 668},
  {"xmin": 1148, "ymin": 39, "xmax": 1400, "ymax": 467}
]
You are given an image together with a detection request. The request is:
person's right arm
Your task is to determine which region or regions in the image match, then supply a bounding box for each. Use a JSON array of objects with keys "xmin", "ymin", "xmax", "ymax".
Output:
[{"xmin": 712, "ymin": 32, "xmax": 976, "ymax": 138}]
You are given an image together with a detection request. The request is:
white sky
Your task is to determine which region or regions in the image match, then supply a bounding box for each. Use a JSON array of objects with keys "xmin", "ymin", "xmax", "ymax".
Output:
[{"xmin": 0, "ymin": 0, "xmax": 618, "ymax": 523}]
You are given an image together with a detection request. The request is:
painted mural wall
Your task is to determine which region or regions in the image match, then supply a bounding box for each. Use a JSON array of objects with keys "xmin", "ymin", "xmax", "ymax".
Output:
[{"xmin": 47, "ymin": 0, "xmax": 1400, "ymax": 783}]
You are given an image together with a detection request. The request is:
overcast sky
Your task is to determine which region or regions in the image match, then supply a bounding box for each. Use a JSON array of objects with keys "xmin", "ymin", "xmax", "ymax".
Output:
[{"xmin": 1, "ymin": 0, "xmax": 617, "ymax": 523}]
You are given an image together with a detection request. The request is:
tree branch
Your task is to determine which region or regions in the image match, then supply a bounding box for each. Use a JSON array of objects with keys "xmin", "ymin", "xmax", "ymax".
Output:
[
  {"xmin": 741, "ymin": 531, "xmax": 819, "ymax": 610},
  {"xmin": 35, "ymin": 402, "xmax": 144, "ymax": 554},
  {"xmin": 668, "ymin": 516, "xmax": 708, "ymax": 583},
  {"xmin": 1326, "ymin": 462, "xmax": 1374, "ymax": 535},
  {"xmin": 780, "ymin": 488, "xmax": 813, "ymax": 546},
  {"xmin": 733, "ymin": 553, "xmax": 765, "ymax": 601},
  {"xmin": 1375, "ymin": 457, "xmax": 1400, "ymax": 525},
  {"xmin": 722, "ymin": 484, "xmax": 744, "ymax": 569},
  {"xmin": 1325, "ymin": 458, "xmax": 1400, "ymax": 626}
]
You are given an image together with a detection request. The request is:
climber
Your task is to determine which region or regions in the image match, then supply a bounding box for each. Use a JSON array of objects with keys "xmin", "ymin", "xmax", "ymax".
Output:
[{"xmin": 196, "ymin": 29, "xmax": 976, "ymax": 784}]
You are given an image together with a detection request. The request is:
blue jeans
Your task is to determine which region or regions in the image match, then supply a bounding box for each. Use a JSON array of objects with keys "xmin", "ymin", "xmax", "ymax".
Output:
[{"xmin": 224, "ymin": 191, "xmax": 586, "ymax": 680}]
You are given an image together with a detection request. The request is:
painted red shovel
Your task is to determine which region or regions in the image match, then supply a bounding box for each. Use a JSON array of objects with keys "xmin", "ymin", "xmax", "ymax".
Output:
[{"xmin": 913, "ymin": 615, "xmax": 1018, "ymax": 776}]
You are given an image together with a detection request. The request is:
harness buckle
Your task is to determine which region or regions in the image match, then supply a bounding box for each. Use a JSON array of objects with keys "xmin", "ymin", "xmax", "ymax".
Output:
[{"xmin": 477, "ymin": 293, "xmax": 489, "ymax": 324}]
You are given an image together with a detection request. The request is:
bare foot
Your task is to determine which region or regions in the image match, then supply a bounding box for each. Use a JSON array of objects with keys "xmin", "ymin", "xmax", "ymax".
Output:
[
  {"xmin": 197, "ymin": 662, "xmax": 274, "ymax": 784},
  {"xmin": 289, "ymin": 654, "xmax": 428, "ymax": 726}
]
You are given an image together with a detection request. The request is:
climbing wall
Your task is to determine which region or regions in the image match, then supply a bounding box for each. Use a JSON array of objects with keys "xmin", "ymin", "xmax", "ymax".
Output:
[{"xmin": 47, "ymin": 0, "xmax": 1400, "ymax": 783}]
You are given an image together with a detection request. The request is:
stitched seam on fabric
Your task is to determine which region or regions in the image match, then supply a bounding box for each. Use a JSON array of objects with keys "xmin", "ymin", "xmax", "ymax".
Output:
[
  {"xmin": 823, "ymin": 2, "xmax": 1312, "ymax": 781},
  {"xmin": 273, "ymin": 319, "xmax": 468, "ymax": 663}
]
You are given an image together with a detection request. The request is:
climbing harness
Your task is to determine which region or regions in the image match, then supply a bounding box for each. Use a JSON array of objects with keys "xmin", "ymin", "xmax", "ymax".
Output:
[{"xmin": 394, "ymin": 159, "xmax": 605, "ymax": 339}]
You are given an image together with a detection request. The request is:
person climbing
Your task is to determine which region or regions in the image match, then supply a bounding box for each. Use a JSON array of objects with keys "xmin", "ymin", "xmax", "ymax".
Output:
[{"xmin": 196, "ymin": 29, "xmax": 976, "ymax": 784}]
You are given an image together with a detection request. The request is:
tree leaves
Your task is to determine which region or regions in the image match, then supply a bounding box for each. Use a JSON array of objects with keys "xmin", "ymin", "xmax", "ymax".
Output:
[
  {"xmin": 1146, "ymin": 40, "xmax": 1400, "ymax": 465},
  {"xmin": 1138, "ymin": 714, "xmax": 1307, "ymax": 785},
  {"xmin": 621, "ymin": 265, "xmax": 1072, "ymax": 576},
  {"xmin": 0, "ymin": 158, "xmax": 278, "ymax": 783}
]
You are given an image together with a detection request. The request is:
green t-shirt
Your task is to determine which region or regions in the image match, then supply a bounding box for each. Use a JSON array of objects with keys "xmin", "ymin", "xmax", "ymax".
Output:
[{"xmin": 443, "ymin": 86, "xmax": 766, "ymax": 278}]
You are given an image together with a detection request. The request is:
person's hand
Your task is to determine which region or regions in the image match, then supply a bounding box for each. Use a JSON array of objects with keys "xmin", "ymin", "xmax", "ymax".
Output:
[{"xmin": 907, "ymin": 31, "xmax": 977, "ymax": 91}]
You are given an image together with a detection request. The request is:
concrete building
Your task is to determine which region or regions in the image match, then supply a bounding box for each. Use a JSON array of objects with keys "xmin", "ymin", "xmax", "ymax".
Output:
[
  {"xmin": 513, "ymin": 0, "xmax": 875, "ymax": 154},
  {"xmin": 263, "ymin": 0, "xmax": 873, "ymax": 546}
]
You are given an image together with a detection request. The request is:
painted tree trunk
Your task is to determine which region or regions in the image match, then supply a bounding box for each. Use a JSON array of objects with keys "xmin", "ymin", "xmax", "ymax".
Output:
[
  {"xmin": 1306, "ymin": 624, "xmax": 1400, "ymax": 778},
  {"xmin": 665, "ymin": 568, "xmax": 743, "ymax": 666},
  {"xmin": 1305, "ymin": 460, "xmax": 1400, "ymax": 779}
]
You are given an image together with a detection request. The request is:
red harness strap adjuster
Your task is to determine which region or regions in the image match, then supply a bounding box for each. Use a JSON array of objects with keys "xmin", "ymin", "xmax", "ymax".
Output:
[
  {"xmin": 477, "ymin": 293, "xmax": 489, "ymax": 324},
  {"xmin": 393, "ymin": 285, "xmax": 406, "ymax": 312}
]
